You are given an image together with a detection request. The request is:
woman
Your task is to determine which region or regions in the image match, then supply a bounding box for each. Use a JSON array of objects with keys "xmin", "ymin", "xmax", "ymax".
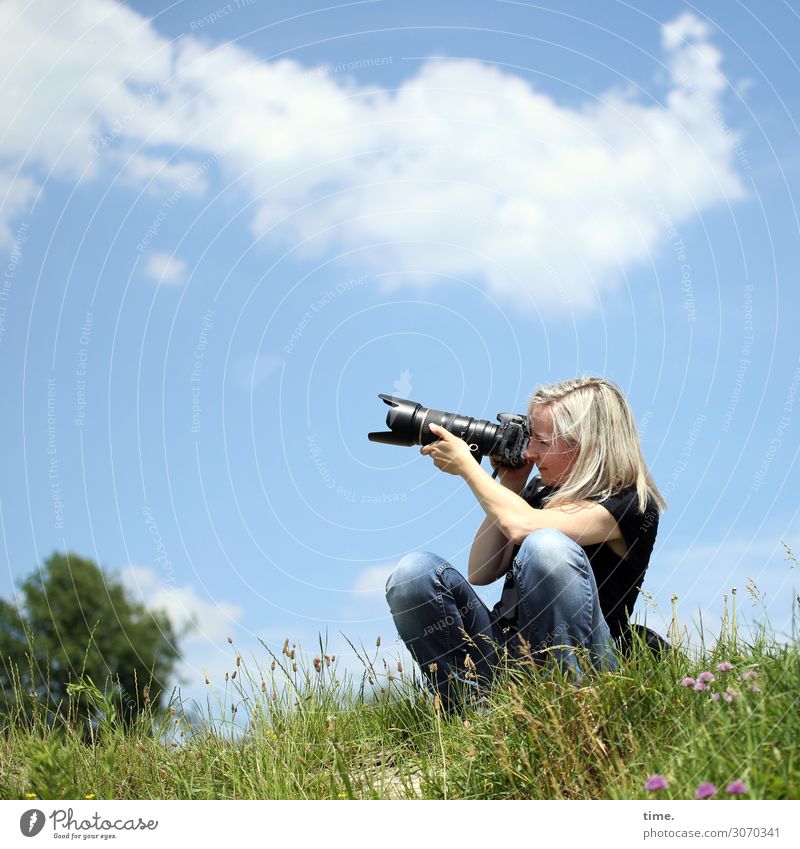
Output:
[{"xmin": 385, "ymin": 377, "xmax": 666, "ymax": 712}]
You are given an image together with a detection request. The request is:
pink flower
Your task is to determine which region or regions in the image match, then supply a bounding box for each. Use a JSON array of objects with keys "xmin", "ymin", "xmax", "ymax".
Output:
[
  {"xmin": 710, "ymin": 693, "xmax": 721, "ymax": 702},
  {"xmin": 695, "ymin": 782, "xmax": 717, "ymax": 799},
  {"xmin": 716, "ymin": 661, "xmax": 734, "ymax": 672},
  {"xmin": 747, "ymin": 684, "xmax": 761, "ymax": 693},
  {"xmin": 726, "ymin": 780, "xmax": 748, "ymax": 796},
  {"xmin": 680, "ymin": 677, "xmax": 696, "ymax": 687},
  {"xmin": 723, "ymin": 689, "xmax": 737, "ymax": 704},
  {"xmin": 697, "ymin": 671, "xmax": 716, "ymax": 683},
  {"xmin": 645, "ymin": 774, "xmax": 669, "ymax": 791},
  {"xmin": 693, "ymin": 681, "xmax": 708, "ymax": 692},
  {"xmin": 739, "ymin": 670, "xmax": 758, "ymax": 681}
]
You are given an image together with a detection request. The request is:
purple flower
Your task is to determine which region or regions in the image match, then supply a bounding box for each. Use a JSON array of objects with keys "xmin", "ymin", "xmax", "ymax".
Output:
[
  {"xmin": 726, "ymin": 779, "xmax": 748, "ymax": 796},
  {"xmin": 747, "ymin": 684, "xmax": 761, "ymax": 693},
  {"xmin": 693, "ymin": 681, "xmax": 708, "ymax": 692},
  {"xmin": 716, "ymin": 661, "xmax": 734, "ymax": 672},
  {"xmin": 697, "ymin": 671, "xmax": 716, "ymax": 683},
  {"xmin": 739, "ymin": 670, "xmax": 758, "ymax": 681},
  {"xmin": 645, "ymin": 774, "xmax": 669, "ymax": 791},
  {"xmin": 695, "ymin": 782, "xmax": 717, "ymax": 799},
  {"xmin": 710, "ymin": 693, "xmax": 721, "ymax": 702},
  {"xmin": 680, "ymin": 677, "xmax": 696, "ymax": 687},
  {"xmin": 723, "ymin": 689, "xmax": 737, "ymax": 704}
]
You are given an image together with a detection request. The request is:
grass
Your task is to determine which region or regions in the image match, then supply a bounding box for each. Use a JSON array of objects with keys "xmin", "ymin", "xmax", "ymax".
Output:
[{"xmin": 1, "ymin": 601, "xmax": 799, "ymax": 800}]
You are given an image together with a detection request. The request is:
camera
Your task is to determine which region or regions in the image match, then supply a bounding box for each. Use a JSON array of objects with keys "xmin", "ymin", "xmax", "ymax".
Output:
[{"xmin": 368, "ymin": 394, "xmax": 531, "ymax": 471}]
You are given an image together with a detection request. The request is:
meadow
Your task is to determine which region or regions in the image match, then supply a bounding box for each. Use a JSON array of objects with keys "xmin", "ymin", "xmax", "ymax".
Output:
[{"xmin": 2, "ymin": 594, "xmax": 798, "ymax": 801}]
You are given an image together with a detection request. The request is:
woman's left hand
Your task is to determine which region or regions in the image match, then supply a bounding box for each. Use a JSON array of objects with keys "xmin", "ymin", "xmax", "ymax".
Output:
[{"xmin": 420, "ymin": 423, "xmax": 476, "ymax": 476}]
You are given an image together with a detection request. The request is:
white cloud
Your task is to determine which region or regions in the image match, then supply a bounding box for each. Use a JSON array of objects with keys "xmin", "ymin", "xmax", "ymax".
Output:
[
  {"xmin": 1, "ymin": 1, "xmax": 745, "ymax": 311},
  {"xmin": 143, "ymin": 251, "xmax": 186, "ymax": 285},
  {"xmin": 119, "ymin": 564, "xmax": 243, "ymax": 644},
  {"xmin": 351, "ymin": 562, "xmax": 396, "ymax": 595}
]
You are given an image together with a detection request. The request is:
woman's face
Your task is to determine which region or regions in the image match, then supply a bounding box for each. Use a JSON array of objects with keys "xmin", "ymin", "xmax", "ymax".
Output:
[{"xmin": 523, "ymin": 405, "xmax": 579, "ymax": 487}]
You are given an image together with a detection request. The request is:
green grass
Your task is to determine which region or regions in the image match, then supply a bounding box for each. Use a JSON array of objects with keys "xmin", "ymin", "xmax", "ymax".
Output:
[{"xmin": 1, "ymin": 608, "xmax": 799, "ymax": 800}]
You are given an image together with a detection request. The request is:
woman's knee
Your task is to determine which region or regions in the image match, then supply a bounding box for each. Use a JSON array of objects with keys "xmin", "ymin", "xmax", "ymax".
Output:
[
  {"xmin": 385, "ymin": 551, "xmax": 443, "ymax": 606},
  {"xmin": 514, "ymin": 528, "xmax": 585, "ymax": 586}
]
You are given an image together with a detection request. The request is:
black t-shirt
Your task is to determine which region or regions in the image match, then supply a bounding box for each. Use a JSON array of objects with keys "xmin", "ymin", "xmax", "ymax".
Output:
[{"xmin": 510, "ymin": 475, "xmax": 660, "ymax": 641}]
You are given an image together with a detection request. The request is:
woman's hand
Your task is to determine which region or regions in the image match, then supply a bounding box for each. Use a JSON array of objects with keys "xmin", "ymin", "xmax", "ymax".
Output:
[
  {"xmin": 489, "ymin": 456, "xmax": 535, "ymax": 494},
  {"xmin": 420, "ymin": 423, "xmax": 477, "ymax": 476}
]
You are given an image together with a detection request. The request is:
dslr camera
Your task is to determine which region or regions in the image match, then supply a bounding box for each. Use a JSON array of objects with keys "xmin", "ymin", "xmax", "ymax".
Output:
[{"xmin": 368, "ymin": 394, "xmax": 530, "ymax": 472}]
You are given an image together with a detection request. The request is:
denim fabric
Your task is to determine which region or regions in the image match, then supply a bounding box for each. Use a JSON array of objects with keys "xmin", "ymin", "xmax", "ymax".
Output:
[{"xmin": 385, "ymin": 528, "xmax": 618, "ymax": 712}]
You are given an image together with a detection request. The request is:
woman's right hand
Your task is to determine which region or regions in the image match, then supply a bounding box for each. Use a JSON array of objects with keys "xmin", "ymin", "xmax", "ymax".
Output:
[{"xmin": 489, "ymin": 456, "xmax": 535, "ymax": 494}]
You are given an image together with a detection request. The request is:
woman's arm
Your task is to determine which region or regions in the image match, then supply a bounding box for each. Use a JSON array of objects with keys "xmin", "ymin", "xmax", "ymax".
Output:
[
  {"xmin": 461, "ymin": 464, "xmax": 623, "ymax": 547},
  {"xmin": 468, "ymin": 515, "xmax": 516, "ymax": 586}
]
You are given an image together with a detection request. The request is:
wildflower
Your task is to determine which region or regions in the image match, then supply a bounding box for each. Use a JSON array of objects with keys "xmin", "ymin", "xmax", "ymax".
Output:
[
  {"xmin": 25, "ymin": 792, "xmax": 37, "ymax": 799},
  {"xmin": 739, "ymin": 670, "xmax": 758, "ymax": 681},
  {"xmin": 723, "ymin": 689, "xmax": 737, "ymax": 704},
  {"xmin": 726, "ymin": 779, "xmax": 748, "ymax": 796},
  {"xmin": 693, "ymin": 681, "xmax": 708, "ymax": 692},
  {"xmin": 747, "ymin": 684, "xmax": 761, "ymax": 693},
  {"xmin": 204, "ymin": 674, "xmax": 210, "ymax": 685},
  {"xmin": 711, "ymin": 693, "xmax": 721, "ymax": 702},
  {"xmin": 695, "ymin": 782, "xmax": 717, "ymax": 799},
  {"xmin": 331, "ymin": 655, "xmax": 336, "ymax": 662},
  {"xmin": 289, "ymin": 649, "xmax": 296, "ymax": 661},
  {"xmin": 428, "ymin": 662, "xmax": 439, "ymax": 674},
  {"xmin": 261, "ymin": 680, "xmax": 266, "ymax": 692},
  {"xmin": 376, "ymin": 635, "xmax": 381, "ymax": 647},
  {"xmin": 680, "ymin": 677, "xmax": 696, "ymax": 687},
  {"xmin": 325, "ymin": 654, "xmax": 331, "ymax": 668},
  {"xmin": 231, "ymin": 671, "xmax": 237, "ymax": 680},
  {"xmin": 397, "ymin": 660, "xmax": 403, "ymax": 674},
  {"xmin": 224, "ymin": 672, "xmax": 229, "ymax": 682},
  {"xmin": 270, "ymin": 660, "xmax": 276, "ymax": 671},
  {"xmin": 644, "ymin": 774, "xmax": 669, "ymax": 791},
  {"xmin": 282, "ymin": 638, "xmax": 289, "ymax": 655},
  {"xmin": 292, "ymin": 662, "xmax": 298, "ymax": 672},
  {"xmin": 313, "ymin": 657, "xmax": 322, "ymax": 673},
  {"xmin": 236, "ymin": 655, "xmax": 241, "ymax": 667},
  {"xmin": 716, "ymin": 661, "xmax": 734, "ymax": 672},
  {"xmin": 433, "ymin": 694, "xmax": 441, "ymax": 713},
  {"xmin": 697, "ymin": 671, "xmax": 716, "ymax": 684}
]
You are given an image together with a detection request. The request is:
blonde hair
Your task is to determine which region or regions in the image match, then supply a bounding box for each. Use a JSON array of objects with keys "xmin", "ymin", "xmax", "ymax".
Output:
[{"xmin": 528, "ymin": 376, "xmax": 666, "ymax": 515}]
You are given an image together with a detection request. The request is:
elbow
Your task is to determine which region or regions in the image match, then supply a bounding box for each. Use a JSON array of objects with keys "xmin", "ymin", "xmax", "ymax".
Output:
[{"xmin": 506, "ymin": 525, "xmax": 529, "ymax": 547}]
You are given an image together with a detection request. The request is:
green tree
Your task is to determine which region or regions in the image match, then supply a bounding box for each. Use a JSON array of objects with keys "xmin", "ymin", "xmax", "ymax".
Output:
[{"xmin": 0, "ymin": 551, "xmax": 181, "ymax": 726}]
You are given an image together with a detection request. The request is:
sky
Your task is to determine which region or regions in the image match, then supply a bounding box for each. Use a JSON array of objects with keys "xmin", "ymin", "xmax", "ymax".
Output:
[{"xmin": 2, "ymin": 0, "xmax": 800, "ymax": 715}]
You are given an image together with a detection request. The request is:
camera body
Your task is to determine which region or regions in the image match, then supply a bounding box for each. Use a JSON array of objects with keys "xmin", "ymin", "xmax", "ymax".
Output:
[{"xmin": 368, "ymin": 394, "xmax": 531, "ymax": 469}]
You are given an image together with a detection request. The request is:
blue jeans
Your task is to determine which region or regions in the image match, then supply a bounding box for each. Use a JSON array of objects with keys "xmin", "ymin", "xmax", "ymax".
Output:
[{"xmin": 385, "ymin": 528, "xmax": 618, "ymax": 712}]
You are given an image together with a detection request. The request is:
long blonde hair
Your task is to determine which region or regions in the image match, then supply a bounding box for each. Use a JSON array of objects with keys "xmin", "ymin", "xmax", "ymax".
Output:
[{"xmin": 528, "ymin": 377, "xmax": 666, "ymax": 514}]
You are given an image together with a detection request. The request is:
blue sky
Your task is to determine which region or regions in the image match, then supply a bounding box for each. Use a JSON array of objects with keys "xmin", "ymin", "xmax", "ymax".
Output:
[{"xmin": 2, "ymin": 0, "xmax": 800, "ymax": 709}]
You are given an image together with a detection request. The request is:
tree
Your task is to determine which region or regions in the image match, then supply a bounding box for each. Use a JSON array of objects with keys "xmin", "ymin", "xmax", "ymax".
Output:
[{"xmin": 0, "ymin": 551, "xmax": 181, "ymax": 726}]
